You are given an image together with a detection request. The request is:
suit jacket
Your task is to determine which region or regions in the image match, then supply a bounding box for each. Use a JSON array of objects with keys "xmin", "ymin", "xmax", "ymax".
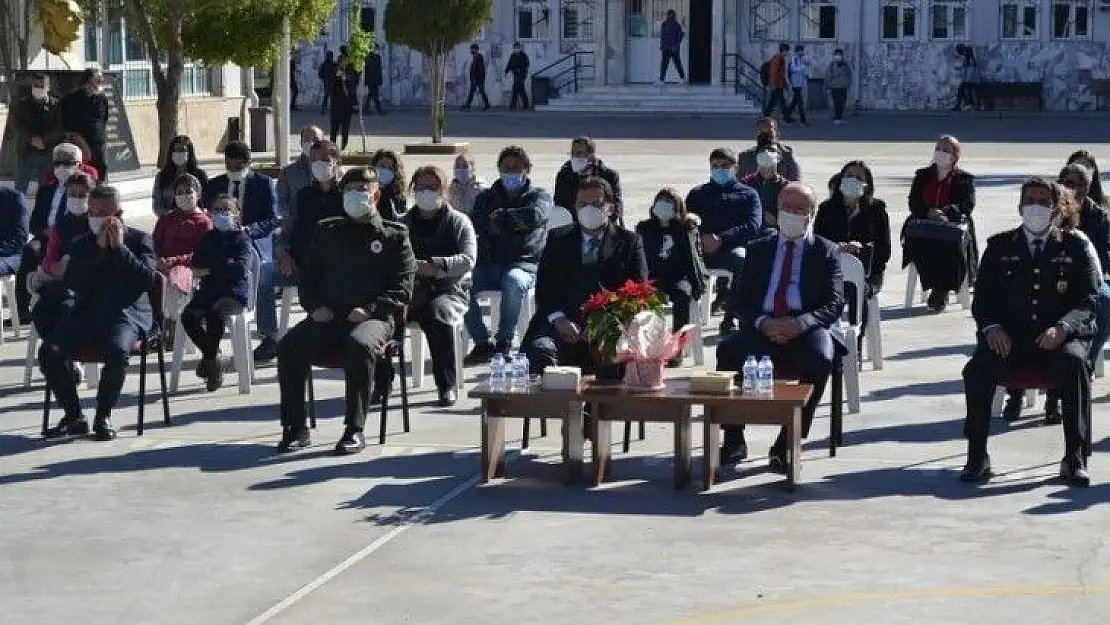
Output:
[
  {"xmin": 531, "ymin": 223, "xmax": 648, "ymax": 328},
  {"xmin": 63, "ymin": 226, "xmax": 156, "ymax": 335},
  {"xmin": 908, "ymin": 166, "xmax": 975, "ymax": 220},
  {"xmin": 0, "ymin": 188, "xmax": 29, "ymax": 257},
  {"xmin": 29, "ymin": 183, "xmax": 67, "ymax": 240},
  {"xmin": 973, "ymin": 227, "xmax": 1099, "ymax": 342},
  {"xmin": 203, "ymin": 172, "xmax": 279, "ymax": 243},
  {"xmin": 814, "ymin": 196, "xmax": 892, "ymax": 288},
  {"xmin": 729, "ymin": 233, "xmax": 846, "ymax": 335}
]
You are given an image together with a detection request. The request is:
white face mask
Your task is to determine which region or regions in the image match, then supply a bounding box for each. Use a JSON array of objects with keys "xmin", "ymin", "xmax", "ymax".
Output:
[
  {"xmin": 87, "ymin": 216, "xmax": 107, "ymax": 235},
  {"xmin": 67, "ymin": 197, "xmax": 88, "ymax": 216},
  {"xmin": 1021, "ymin": 204, "xmax": 1053, "ymax": 234},
  {"xmin": 415, "ymin": 190, "xmax": 440, "ymax": 213},
  {"xmin": 170, "ymin": 151, "xmax": 188, "ymax": 167},
  {"xmin": 31, "ymin": 87, "xmax": 48, "ymax": 100},
  {"xmin": 756, "ymin": 151, "xmax": 779, "ymax": 169},
  {"xmin": 311, "ymin": 160, "xmax": 334, "ymax": 182},
  {"xmin": 778, "ymin": 211, "xmax": 811, "ymax": 240},
  {"xmin": 652, "ymin": 201, "xmax": 675, "ymax": 223},
  {"xmin": 301, "ymin": 141, "xmax": 314, "ymax": 158},
  {"xmin": 839, "ymin": 177, "xmax": 865, "ymax": 199},
  {"xmin": 54, "ymin": 165, "xmax": 76, "ymax": 183},
  {"xmin": 343, "ymin": 190, "xmax": 373, "ymax": 219},
  {"xmin": 454, "ymin": 168, "xmax": 471, "ymax": 183},
  {"xmin": 175, "ymin": 194, "xmax": 198, "ymax": 212},
  {"xmin": 578, "ymin": 205, "xmax": 607, "ymax": 231},
  {"xmin": 570, "ymin": 157, "xmax": 588, "ymax": 173},
  {"xmin": 212, "ymin": 213, "xmax": 237, "ymax": 231},
  {"xmin": 933, "ymin": 150, "xmax": 954, "ymax": 169}
]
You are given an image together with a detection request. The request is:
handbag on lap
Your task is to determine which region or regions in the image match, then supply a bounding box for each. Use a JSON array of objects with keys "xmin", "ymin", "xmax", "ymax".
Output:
[{"xmin": 902, "ymin": 217, "xmax": 966, "ymax": 242}]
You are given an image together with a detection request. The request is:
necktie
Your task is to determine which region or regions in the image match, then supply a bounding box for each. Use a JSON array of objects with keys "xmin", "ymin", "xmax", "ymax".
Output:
[
  {"xmin": 1032, "ymin": 238, "xmax": 1043, "ymax": 263},
  {"xmin": 584, "ymin": 237, "xmax": 600, "ymax": 264},
  {"xmin": 232, "ymin": 180, "xmax": 241, "ymax": 200},
  {"xmin": 773, "ymin": 240, "xmax": 795, "ymax": 317}
]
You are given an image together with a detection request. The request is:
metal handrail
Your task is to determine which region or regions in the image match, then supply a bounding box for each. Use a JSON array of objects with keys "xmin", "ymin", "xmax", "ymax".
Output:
[
  {"xmin": 533, "ymin": 50, "xmax": 595, "ymax": 98},
  {"xmin": 721, "ymin": 51, "xmax": 764, "ymax": 105}
]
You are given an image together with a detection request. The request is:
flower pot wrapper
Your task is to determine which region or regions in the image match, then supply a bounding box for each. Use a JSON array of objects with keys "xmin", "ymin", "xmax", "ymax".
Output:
[{"xmin": 615, "ymin": 311, "xmax": 696, "ymax": 390}]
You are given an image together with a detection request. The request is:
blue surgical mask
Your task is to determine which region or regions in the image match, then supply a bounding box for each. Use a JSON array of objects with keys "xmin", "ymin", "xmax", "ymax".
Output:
[
  {"xmin": 376, "ymin": 167, "xmax": 395, "ymax": 186},
  {"xmin": 454, "ymin": 168, "xmax": 471, "ymax": 183},
  {"xmin": 710, "ymin": 168, "xmax": 734, "ymax": 186},
  {"xmin": 212, "ymin": 213, "xmax": 237, "ymax": 232},
  {"xmin": 501, "ymin": 172, "xmax": 525, "ymax": 191}
]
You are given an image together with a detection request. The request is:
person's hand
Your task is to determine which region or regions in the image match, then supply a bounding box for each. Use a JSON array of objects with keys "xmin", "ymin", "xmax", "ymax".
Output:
[
  {"xmin": 416, "ymin": 260, "xmax": 439, "ymax": 278},
  {"xmin": 552, "ymin": 316, "xmax": 582, "ymax": 344},
  {"xmin": 104, "ymin": 217, "xmax": 124, "ymax": 249},
  {"xmin": 311, "ymin": 307, "xmax": 334, "ymax": 323},
  {"xmin": 1036, "ymin": 324, "xmax": 1068, "ymax": 351},
  {"xmin": 927, "ymin": 208, "xmax": 947, "ymax": 221},
  {"xmin": 779, "ymin": 318, "xmax": 804, "ymax": 341},
  {"xmin": 96, "ymin": 223, "xmax": 109, "ymax": 248},
  {"xmin": 985, "ymin": 326, "xmax": 1012, "ymax": 358},
  {"xmin": 29, "ymin": 136, "xmax": 44, "ymax": 150},
  {"xmin": 701, "ymin": 233, "xmax": 722, "ymax": 255},
  {"xmin": 759, "ymin": 318, "xmax": 788, "ymax": 343},
  {"xmin": 277, "ymin": 249, "xmax": 296, "ymax": 277},
  {"xmin": 347, "ymin": 307, "xmax": 370, "ymax": 323},
  {"xmin": 51, "ymin": 254, "xmax": 70, "ymax": 278},
  {"xmin": 840, "ymin": 241, "xmax": 863, "ymax": 254}
]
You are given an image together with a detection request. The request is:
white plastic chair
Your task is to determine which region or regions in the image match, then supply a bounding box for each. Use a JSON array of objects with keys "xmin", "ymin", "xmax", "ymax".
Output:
[
  {"xmin": 408, "ymin": 320, "xmax": 467, "ymax": 392},
  {"xmin": 686, "ymin": 301, "xmax": 705, "ymax": 367},
  {"xmin": 278, "ymin": 285, "xmax": 298, "ymax": 338},
  {"xmin": 903, "ymin": 262, "xmax": 971, "ymax": 310},
  {"xmin": 699, "ymin": 268, "xmax": 733, "ymax": 326},
  {"xmin": 0, "ymin": 274, "xmax": 21, "ymax": 344},
  {"xmin": 836, "ymin": 254, "xmax": 865, "ymax": 414},
  {"xmin": 1096, "ymin": 346, "xmax": 1105, "ymax": 379},
  {"xmin": 863, "ymin": 291, "xmax": 883, "ymax": 370}
]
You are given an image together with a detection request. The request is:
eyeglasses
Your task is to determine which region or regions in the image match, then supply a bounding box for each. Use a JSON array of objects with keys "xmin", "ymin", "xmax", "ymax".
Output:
[{"xmin": 54, "ymin": 160, "xmax": 78, "ymax": 167}]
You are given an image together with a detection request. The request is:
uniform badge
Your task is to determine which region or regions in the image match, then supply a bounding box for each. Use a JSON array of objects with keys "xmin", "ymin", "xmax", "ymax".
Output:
[
  {"xmin": 1057, "ymin": 280, "xmax": 1068, "ymax": 294},
  {"xmin": 370, "ymin": 240, "xmax": 383, "ymax": 254}
]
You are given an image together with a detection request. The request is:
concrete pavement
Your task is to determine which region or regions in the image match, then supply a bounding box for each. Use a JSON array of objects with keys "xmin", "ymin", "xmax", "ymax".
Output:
[{"xmin": 1, "ymin": 113, "xmax": 1109, "ymax": 625}]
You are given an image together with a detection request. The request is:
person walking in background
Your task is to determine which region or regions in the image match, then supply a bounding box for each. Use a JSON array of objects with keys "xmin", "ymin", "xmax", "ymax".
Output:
[
  {"xmin": 328, "ymin": 64, "xmax": 356, "ymax": 150},
  {"xmin": 825, "ymin": 48, "xmax": 853, "ymax": 124},
  {"xmin": 659, "ymin": 9, "xmax": 685, "ymax": 84},
  {"xmin": 61, "ymin": 69, "xmax": 110, "ymax": 181},
  {"xmin": 318, "ymin": 50, "xmax": 335, "ymax": 114},
  {"xmin": 505, "ymin": 42, "xmax": 530, "ymax": 110},
  {"xmin": 761, "ymin": 43, "xmax": 792, "ymax": 121},
  {"xmin": 12, "ymin": 72, "xmax": 62, "ymax": 195},
  {"xmin": 952, "ymin": 44, "xmax": 979, "ymax": 112},
  {"xmin": 463, "ymin": 44, "xmax": 490, "ymax": 110},
  {"xmin": 784, "ymin": 45, "xmax": 808, "ymax": 125},
  {"xmin": 363, "ymin": 45, "xmax": 385, "ymax": 115}
]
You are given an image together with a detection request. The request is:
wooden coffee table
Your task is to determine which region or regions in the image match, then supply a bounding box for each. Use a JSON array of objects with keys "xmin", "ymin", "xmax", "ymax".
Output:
[
  {"xmin": 468, "ymin": 381, "xmax": 585, "ymax": 483},
  {"xmin": 700, "ymin": 382, "xmax": 813, "ymax": 492}
]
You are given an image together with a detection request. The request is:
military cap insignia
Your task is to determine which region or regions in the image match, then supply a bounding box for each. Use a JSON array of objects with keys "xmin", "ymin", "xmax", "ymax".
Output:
[
  {"xmin": 370, "ymin": 240, "xmax": 383, "ymax": 254},
  {"xmin": 1057, "ymin": 280, "xmax": 1068, "ymax": 294}
]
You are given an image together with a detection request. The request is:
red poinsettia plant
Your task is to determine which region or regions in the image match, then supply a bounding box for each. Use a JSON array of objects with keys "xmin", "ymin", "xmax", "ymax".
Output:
[{"xmin": 583, "ymin": 279, "xmax": 666, "ymax": 363}]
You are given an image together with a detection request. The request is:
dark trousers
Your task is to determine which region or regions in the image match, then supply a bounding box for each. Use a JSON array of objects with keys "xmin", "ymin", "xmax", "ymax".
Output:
[
  {"xmin": 41, "ymin": 315, "xmax": 141, "ymax": 420},
  {"xmin": 409, "ymin": 306, "xmax": 458, "ymax": 390},
  {"xmin": 661, "ymin": 282, "xmax": 693, "ymax": 331},
  {"xmin": 963, "ymin": 339, "xmax": 1090, "ymax": 461},
  {"xmin": 785, "ymin": 87, "xmax": 807, "ymax": 123},
  {"xmin": 660, "ymin": 49, "xmax": 685, "ymax": 81},
  {"xmin": 329, "ymin": 110, "xmax": 352, "ymax": 150},
  {"xmin": 465, "ymin": 79, "xmax": 490, "ymax": 108},
  {"xmin": 364, "ymin": 85, "xmax": 384, "ymax": 114},
  {"xmin": 524, "ymin": 319, "xmax": 623, "ymax": 379},
  {"xmin": 179, "ymin": 306, "xmax": 228, "ymax": 361},
  {"xmin": 954, "ymin": 82, "xmax": 977, "ymax": 110},
  {"xmin": 717, "ymin": 325, "xmax": 836, "ymax": 450},
  {"xmin": 509, "ymin": 78, "xmax": 529, "ymax": 109},
  {"xmin": 320, "ymin": 88, "xmax": 330, "ymax": 113},
  {"xmin": 31, "ymin": 281, "xmax": 74, "ymax": 340},
  {"xmin": 277, "ymin": 317, "xmax": 391, "ymax": 431},
  {"xmin": 830, "ymin": 87, "xmax": 848, "ymax": 120},
  {"xmin": 291, "ymin": 80, "xmax": 299, "ymax": 110},
  {"xmin": 762, "ymin": 87, "xmax": 790, "ymax": 119},
  {"xmin": 89, "ymin": 140, "xmax": 107, "ymax": 181},
  {"xmin": 16, "ymin": 240, "xmax": 42, "ymax": 322}
]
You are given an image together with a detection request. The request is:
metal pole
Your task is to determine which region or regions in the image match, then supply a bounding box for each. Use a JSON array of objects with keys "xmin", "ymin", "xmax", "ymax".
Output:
[{"xmin": 275, "ymin": 16, "xmax": 292, "ymax": 166}]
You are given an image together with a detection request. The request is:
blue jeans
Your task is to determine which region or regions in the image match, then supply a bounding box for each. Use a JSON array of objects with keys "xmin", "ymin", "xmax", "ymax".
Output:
[
  {"xmin": 256, "ymin": 261, "xmax": 297, "ymax": 339},
  {"xmin": 463, "ymin": 263, "xmax": 536, "ymax": 346},
  {"xmin": 1090, "ymin": 281, "xmax": 1110, "ymax": 365},
  {"xmin": 15, "ymin": 151, "xmax": 49, "ymax": 195}
]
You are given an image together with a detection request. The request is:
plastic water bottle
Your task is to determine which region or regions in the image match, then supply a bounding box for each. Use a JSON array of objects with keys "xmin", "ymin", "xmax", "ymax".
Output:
[
  {"xmin": 741, "ymin": 356, "xmax": 758, "ymax": 393},
  {"xmin": 512, "ymin": 351, "xmax": 530, "ymax": 391},
  {"xmin": 490, "ymin": 353, "xmax": 506, "ymax": 391},
  {"xmin": 757, "ymin": 355, "xmax": 774, "ymax": 395}
]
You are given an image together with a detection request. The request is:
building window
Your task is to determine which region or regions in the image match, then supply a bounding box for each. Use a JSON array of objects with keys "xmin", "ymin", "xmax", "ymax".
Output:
[
  {"xmin": 801, "ymin": 0, "xmax": 838, "ymax": 40},
  {"xmin": 881, "ymin": 1, "xmax": 918, "ymax": 40},
  {"xmin": 516, "ymin": 0, "xmax": 551, "ymax": 39},
  {"xmin": 1052, "ymin": 1, "xmax": 1091, "ymax": 39},
  {"xmin": 562, "ymin": 1, "xmax": 594, "ymax": 40},
  {"xmin": 359, "ymin": 6, "xmax": 376, "ymax": 33},
  {"xmin": 751, "ymin": 0, "xmax": 792, "ymax": 41},
  {"xmin": 1001, "ymin": 1, "xmax": 1039, "ymax": 40},
  {"xmin": 930, "ymin": 1, "xmax": 969, "ymax": 39},
  {"xmin": 84, "ymin": 21, "xmax": 99, "ymax": 63}
]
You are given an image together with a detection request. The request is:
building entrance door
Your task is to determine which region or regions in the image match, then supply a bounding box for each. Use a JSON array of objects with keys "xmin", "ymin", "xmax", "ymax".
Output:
[
  {"xmin": 688, "ymin": 0, "xmax": 713, "ymax": 84},
  {"xmin": 625, "ymin": 0, "xmax": 689, "ymax": 84}
]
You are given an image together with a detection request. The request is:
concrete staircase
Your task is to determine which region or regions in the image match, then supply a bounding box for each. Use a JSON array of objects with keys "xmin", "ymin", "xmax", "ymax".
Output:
[{"xmin": 535, "ymin": 84, "xmax": 759, "ymax": 114}]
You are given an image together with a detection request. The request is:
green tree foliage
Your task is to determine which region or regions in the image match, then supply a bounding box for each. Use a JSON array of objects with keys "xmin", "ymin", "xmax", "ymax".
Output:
[{"xmin": 384, "ymin": 0, "xmax": 491, "ymax": 143}]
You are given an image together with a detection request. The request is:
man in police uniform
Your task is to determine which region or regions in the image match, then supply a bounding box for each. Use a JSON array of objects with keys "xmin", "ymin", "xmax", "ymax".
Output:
[
  {"xmin": 961, "ymin": 177, "xmax": 1097, "ymax": 487},
  {"xmin": 275, "ymin": 167, "xmax": 416, "ymax": 455}
]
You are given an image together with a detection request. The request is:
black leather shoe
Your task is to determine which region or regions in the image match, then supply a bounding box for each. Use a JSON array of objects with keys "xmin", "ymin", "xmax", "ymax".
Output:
[
  {"xmin": 335, "ymin": 429, "xmax": 366, "ymax": 455},
  {"xmin": 927, "ymin": 290, "xmax": 948, "ymax": 312},
  {"xmin": 1001, "ymin": 391, "xmax": 1023, "ymax": 423},
  {"xmin": 718, "ymin": 317, "xmax": 737, "ymax": 335},
  {"xmin": 768, "ymin": 447, "xmax": 790, "ymax": 474},
  {"xmin": 44, "ymin": 415, "xmax": 89, "ymax": 439},
  {"xmin": 277, "ymin": 426, "xmax": 311, "ymax": 453},
  {"xmin": 91, "ymin": 416, "xmax": 117, "ymax": 441},
  {"xmin": 959, "ymin": 452, "xmax": 992, "ymax": 483},
  {"xmin": 463, "ymin": 342, "xmax": 495, "ymax": 366},
  {"xmin": 720, "ymin": 441, "xmax": 749, "ymax": 465},
  {"xmin": 1060, "ymin": 457, "xmax": 1090, "ymax": 487},
  {"xmin": 1043, "ymin": 395, "xmax": 1062, "ymax": 426},
  {"xmin": 438, "ymin": 387, "xmax": 457, "ymax": 407},
  {"xmin": 253, "ymin": 337, "xmax": 279, "ymax": 364}
]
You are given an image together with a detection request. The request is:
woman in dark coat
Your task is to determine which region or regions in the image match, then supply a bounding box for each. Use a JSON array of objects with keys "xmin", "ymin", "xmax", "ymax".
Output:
[
  {"xmin": 152, "ymin": 135, "xmax": 209, "ymax": 217},
  {"xmin": 635, "ymin": 187, "xmax": 707, "ymax": 367},
  {"xmin": 1067, "ymin": 149, "xmax": 1109, "ymax": 208},
  {"xmin": 403, "ymin": 165, "xmax": 477, "ymax": 406},
  {"xmin": 815, "ymin": 160, "xmax": 892, "ymax": 336},
  {"xmin": 902, "ymin": 134, "xmax": 977, "ymax": 312},
  {"xmin": 371, "ymin": 149, "xmax": 409, "ymax": 221}
]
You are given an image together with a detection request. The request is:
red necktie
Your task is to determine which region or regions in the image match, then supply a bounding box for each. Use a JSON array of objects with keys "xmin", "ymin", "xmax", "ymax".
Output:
[{"xmin": 773, "ymin": 241, "xmax": 795, "ymax": 317}]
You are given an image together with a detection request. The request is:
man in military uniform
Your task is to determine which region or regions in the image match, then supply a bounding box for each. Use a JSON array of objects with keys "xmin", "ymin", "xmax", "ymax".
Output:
[
  {"xmin": 961, "ymin": 177, "xmax": 1097, "ymax": 487},
  {"xmin": 276, "ymin": 167, "xmax": 416, "ymax": 455}
]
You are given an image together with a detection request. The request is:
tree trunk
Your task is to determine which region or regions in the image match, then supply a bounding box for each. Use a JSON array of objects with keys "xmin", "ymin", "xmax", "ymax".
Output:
[
  {"xmin": 428, "ymin": 53, "xmax": 441, "ymax": 144},
  {"xmin": 155, "ymin": 66, "xmax": 182, "ymax": 166}
]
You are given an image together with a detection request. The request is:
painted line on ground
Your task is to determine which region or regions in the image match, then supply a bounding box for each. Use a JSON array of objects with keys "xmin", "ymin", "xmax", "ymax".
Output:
[{"xmin": 243, "ymin": 473, "xmax": 480, "ymax": 625}]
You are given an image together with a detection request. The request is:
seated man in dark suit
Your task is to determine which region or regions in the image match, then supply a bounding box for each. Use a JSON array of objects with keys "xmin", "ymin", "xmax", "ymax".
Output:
[
  {"xmin": 961, "ymin": 177, "xmax": 1098, "ymax": 487},
  {"xmin": 717, "ymin": 183, "xmax": 846, "ymax": 471},
  {"xmin": 203, "ymin": 141, "xmax": 278, "ymax": 263},
  {"xmin": 524, "ymin": 176, "xmax": 648, "ymax": 374},
  {"xmin": 40, "ymin": 185, "xmax": 156, "ymax": 441}
]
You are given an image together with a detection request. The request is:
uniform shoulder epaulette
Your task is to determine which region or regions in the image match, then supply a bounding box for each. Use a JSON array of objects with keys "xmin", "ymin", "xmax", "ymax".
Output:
[
  {"xmin": 381, "ymin": 218, "xmax": 409, "ymax": 233},
  {"xmin": 987, "ymin": 230, "xmax": 1014, "ymax": 245},
  {"xmin": 316, "ymin": 216, "xmax": 346, "ymax": 229}
]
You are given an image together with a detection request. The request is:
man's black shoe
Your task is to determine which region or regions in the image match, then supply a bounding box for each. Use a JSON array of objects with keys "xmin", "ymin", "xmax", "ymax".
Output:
[
  {"xmin": 277, "ymin": 426, "xmax": 311, "ymax": 453},
  {"xmin": 926, "ymin": 290, "xmax": 948, "ymax": 312},
  {"xmin": 463, "ymin": 342, "xmax": 496, "ymax": 366},
  {"xmin": 768, "ymin": 447, "xmax": 789, "ymax": 474},
  {"xmin": 719, "ymin": 441, "xmax": 749, "ymax": 465},
  {"xmin": 959, "ymin": 451, "xmax": 992, "ymax": 483},
  {"xmin": 1060, "ymin": 457, "xmax": 1090, "ymax": 487},
  {"xmin": 253, "ymin": 337, "xmax": 279, "ymax": 363},
  {"xmin": 1001, "ymin": 391, "xmax": 1023, "ymax": 422},
  {"xmin": 44, "ymin": 415, "xmax": 89, "ymax": 439},
  {"xmin": 494, "ymin": 340, "xmax": 514, "ymax": 358},
  {"xmin": 438, "ymin": 387, "xmax": 458, "ymax": 407},
  {"xmin": 1043, "ymin": 395, "xmax": 1062, "ymax": 425},
  {"xmin": 718, "ymin": 317, "xmax": 737, "ymax": 335},
  {"xmin": 92, "ymin": 416, "xmax": 117, "ymax": 441},
  {"xmin": 335, "ymin": 428, "xmax": 366, "ymax": 455}
]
